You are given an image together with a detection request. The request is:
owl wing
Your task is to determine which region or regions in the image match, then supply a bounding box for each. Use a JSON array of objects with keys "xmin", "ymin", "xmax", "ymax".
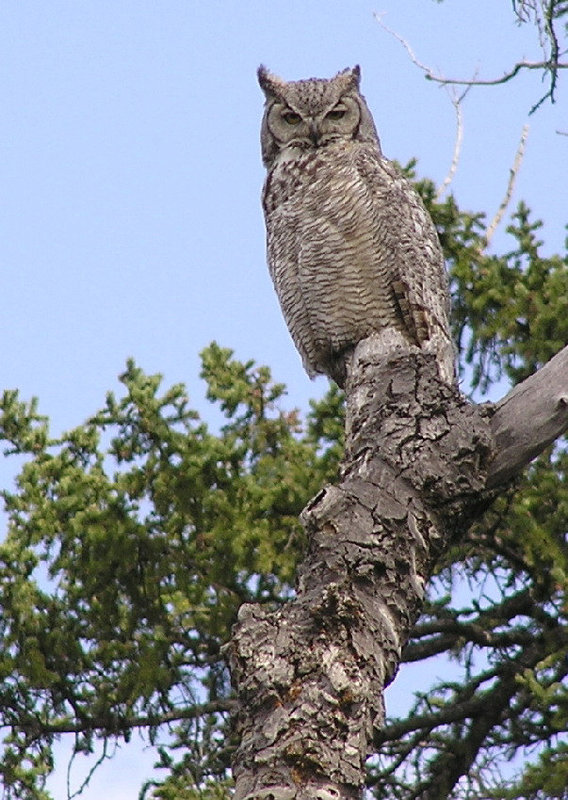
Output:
[{"xmin": 359, "ymin": 152, "xmax": 455, "ymax": 384}]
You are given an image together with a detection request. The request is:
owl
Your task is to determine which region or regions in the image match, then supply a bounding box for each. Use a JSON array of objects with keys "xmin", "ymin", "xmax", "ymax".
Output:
[{"xmin": 258, "ymin": 65, "xmax": 455, "ymax": 389}]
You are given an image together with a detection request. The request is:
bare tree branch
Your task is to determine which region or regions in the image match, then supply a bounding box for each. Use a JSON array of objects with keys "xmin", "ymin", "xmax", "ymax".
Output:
[
  {"xmin": 484, "ymin": 123, "xmax": 530, "ymax": 247},
  {"xmin": 67, "ymin": 738, "xmax": 111, "ymax": 800},
  {"xmin": 436, "ymin": 87, "xmax": 469, "ymax": 200},
  {"xmin": 16, "ymin": 699, "xmax": 235, "ymax": 738},
  {"xmin": 374, "ymin": 9, "xmax": 568, "ymax": 114},
  {"xmin": 422, "ymin": 61, "xmax": 568, "ymax": 115},
  {"xmin": 373, "ymin": 12, "xmax": 441, "ymax": 77},
  {"xmin": 487, "ymin": 344, "xmax": 568, "ymax": 487}
]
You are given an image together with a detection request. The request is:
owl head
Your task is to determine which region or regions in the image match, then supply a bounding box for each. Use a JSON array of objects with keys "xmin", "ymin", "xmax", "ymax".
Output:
[{"xmin": 258, "ymin": 65, "xmax": 381, "ymax": 167}]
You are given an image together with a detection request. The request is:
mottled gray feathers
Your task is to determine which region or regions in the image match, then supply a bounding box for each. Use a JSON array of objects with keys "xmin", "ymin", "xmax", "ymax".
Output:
[{"xmin": 258, "ymin": 66, "xmax": 454, "ymax": 388}]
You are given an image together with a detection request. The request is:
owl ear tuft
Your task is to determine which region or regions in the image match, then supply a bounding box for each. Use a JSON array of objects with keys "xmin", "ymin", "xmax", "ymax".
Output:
[
  {"xmin": 345, "ymin": 65, "xmax": 361, "ymax": 89},
  {"xmin": 258, "ymin": 65, "xmax": 286, "ymax": 99},
  {"xmin": 334, "ymin": 65, "xmax": 361, "ymax": 92}
]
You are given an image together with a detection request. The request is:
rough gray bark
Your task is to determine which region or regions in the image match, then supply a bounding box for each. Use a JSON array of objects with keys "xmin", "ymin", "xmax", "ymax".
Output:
[
  {"xmin": 487, "ymin": 344, "xmax": 568, "ymax": 487},
  {"xmin": 227, "ymin": 340, "xmax": 568, "ymax": 800}
]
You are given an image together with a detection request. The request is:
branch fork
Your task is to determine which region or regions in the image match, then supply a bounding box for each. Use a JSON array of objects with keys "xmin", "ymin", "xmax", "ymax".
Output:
[{"xmin": 228, "ymin": 341, "xmax": 568, "ymax": 799}]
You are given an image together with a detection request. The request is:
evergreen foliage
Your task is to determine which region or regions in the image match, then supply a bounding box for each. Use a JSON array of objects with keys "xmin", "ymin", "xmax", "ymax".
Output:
[{"xmin": 1, "ymin": 183, "xmax": 566, "ymax": 798}]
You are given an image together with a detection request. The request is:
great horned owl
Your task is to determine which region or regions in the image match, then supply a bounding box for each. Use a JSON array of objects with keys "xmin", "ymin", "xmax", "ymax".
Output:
[{"xmin": 258, "ymin": 65, "xmax": 455, "ymax": 389}]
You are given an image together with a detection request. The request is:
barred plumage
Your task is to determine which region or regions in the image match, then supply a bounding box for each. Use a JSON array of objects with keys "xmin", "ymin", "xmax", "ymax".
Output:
[{"xmin": 258, "ymin": 65, "xmax": 455, "ymax": 388}]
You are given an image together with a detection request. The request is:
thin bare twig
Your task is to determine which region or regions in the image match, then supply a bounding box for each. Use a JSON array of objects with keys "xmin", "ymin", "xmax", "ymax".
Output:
[
  {"xmin": 373, "ymin": 14, "xmax": 471, "ymax": 199},
  {"xmin": 484, "ymin": 124, "xmax": 530, "ymax": 248},
  {"xmin": 67, "ymin": 738, "xmax": 113, "ymax": 800},
  {"xmin": 373, "ymin": 12, "xmax": 439, "ymax": 76},
  {"xmin": 374, "ymin": 10, "xmax": 568, "ymax": 114},
  {"xmin": 436, "ymin": 86, "xmax": 470, "ymax": 200},
  {"xmin": 17, "ymin": 699, "xmax": 235, "ymax": 736}
]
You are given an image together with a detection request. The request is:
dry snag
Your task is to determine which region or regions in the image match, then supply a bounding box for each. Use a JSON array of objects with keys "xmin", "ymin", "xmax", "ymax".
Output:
[{"xmin": 228, "ymin": 339, "xmax": 568, "ymax": 800}]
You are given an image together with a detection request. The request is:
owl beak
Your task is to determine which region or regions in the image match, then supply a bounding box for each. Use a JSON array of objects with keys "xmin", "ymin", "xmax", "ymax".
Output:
[{"xmin": 308, "ymin": 119, "xmax": 320, "ymax": 146}]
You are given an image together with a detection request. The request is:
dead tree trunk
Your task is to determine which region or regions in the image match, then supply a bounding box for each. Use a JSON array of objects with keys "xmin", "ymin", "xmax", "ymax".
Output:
[{"xmin": 227, "ymin": 342, "xmax": 568, "ymax": 800}]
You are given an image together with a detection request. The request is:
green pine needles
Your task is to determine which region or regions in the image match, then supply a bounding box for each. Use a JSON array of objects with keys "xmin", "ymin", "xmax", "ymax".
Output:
[{"xmin": 1, "ymin": 188, "xmax": 567, "ymax": 799}]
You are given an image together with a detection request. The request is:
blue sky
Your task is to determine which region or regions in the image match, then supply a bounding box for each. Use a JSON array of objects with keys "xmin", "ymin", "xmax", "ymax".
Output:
[{"xmin": 1, "ymin": 2, "xmax": 566, "ymax": 797}]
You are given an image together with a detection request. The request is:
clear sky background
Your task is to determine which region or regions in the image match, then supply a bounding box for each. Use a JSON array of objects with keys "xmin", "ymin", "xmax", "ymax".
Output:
[{"xmin": 1, "ymin": 2, "xmax": 566, "ymax": 798}]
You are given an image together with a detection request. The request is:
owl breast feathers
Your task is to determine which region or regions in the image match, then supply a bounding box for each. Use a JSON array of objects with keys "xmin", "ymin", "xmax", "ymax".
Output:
[{"xmin": 258, "ymin": 65, "xmax": 455, "ymax": 389}]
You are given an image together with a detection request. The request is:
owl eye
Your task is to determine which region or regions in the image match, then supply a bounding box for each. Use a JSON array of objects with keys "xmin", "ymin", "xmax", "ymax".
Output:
[
  {"xmin": 282, "ymin": 110, "xmax": 302, "ymax": 125},
  {"xmin": 326, "ymin": 107, "xmax": 347, "ymax": 121}
]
